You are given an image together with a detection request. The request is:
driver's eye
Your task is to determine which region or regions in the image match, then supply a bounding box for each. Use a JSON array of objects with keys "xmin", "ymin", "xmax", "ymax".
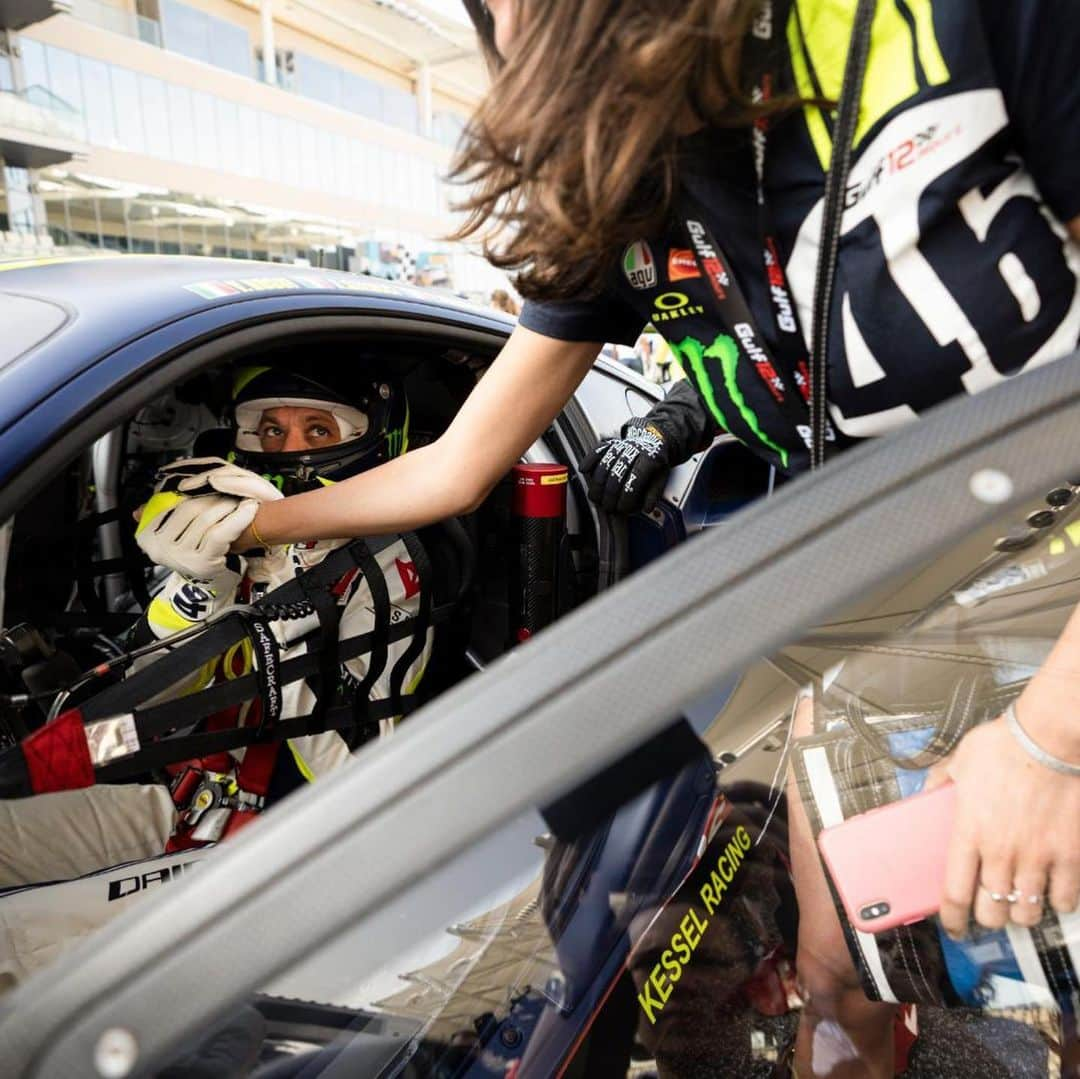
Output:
[
  {"xmin": 259, "ymin": 424, "xmax": 284, "ymax": 439},
  {"xmin": 308, "ymin": 425, "xmax": 331, "ymax": 439}
]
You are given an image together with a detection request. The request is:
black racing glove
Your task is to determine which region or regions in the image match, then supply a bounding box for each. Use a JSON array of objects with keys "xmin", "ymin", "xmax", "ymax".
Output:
[{"xmin": 580, "ymin": 379, "xmax": 718, "ymax": 515}]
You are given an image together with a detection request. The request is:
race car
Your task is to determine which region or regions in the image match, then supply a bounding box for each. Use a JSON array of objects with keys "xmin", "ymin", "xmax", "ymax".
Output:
[
  {"xmin": 0, "ymin": 253, "xmax": 765, "ymax": 982},
  {"xmin": 0, "ymin": 253, "xmax": 766, "ymax": 742},
  {"xmin": 1, "ymin": 259, "xmax": 1078, "ymax": 1077}
]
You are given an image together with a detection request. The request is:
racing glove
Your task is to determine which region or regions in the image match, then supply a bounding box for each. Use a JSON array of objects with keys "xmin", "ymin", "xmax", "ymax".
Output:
[
  {"xmin": 135, "ymin": 458, "xmax": 282, "ymax": 582},
  {"xmin": 155, "ymin": 457, "xmax": 285, "ymax": 503},
  {"xmin": 579, "ymin": 379, "xmax": 718, "ymax": 515}
]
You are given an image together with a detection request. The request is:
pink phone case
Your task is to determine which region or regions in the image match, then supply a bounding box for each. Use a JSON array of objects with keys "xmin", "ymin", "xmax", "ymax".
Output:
[{"xmin": 816, "ymin": 782, "xmax": 957, "ymax": 934}]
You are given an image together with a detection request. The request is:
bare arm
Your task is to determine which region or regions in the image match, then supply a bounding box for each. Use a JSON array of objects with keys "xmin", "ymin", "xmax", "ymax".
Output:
[{"xmin": 238, "ymin": 325, "xmax": 601, "ymax": 546}]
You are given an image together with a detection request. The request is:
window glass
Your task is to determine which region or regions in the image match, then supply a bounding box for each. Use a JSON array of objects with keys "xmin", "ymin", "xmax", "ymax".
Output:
[
  {"xmin": 67, "ymin": 194, "xmax": 101, "ymax": 247},
  {"xmin": 277, "ymin": 115, "xmax": 299, "ymax": 188},
  {"xmin": 160, "ymin": 0, "xmax": 210, "ymax": 66},
  {"xmin": 299, "ymin": 124, "xmax": 318, "ymax": 190},
  {"xmin": 367, "ymin": 144, "xmax": 388, "ymax": 208},
  {"xmin": 296, "ymin": 52, "xmax": 342, "ymax": 110},
  {"xmin": 316, "ymin": 129, "xmax": 336, "ymax": 195},
  {"xmin": 334, "ymin": 138, "xmax": 351, "ymax": 198},
  {"xmin": 96, "ymin": 194, "xmax": 129, "ymax": 251},
  {"xmin": 44, "ymin": 47, "xmax": 87, "ymax": 140},
  {"xmin": 204, "ymin": 219, "xmax": 228, "ymax": 258},
  {"xmin": 79, "ymin": 57, "xmax": 116, "ymax": 147},
  {"xmin": 124, "ymin": 198, "xmax": 161, "ymax": 253},
  {"xmin": 178, "ymin": 218, "xmax": 203, "ymax": 256},
  {"xmin": 18, "ymin": 38, "xmax": 49, "ymax": 95},
  {"xmin": 382, "ymin": 86, "xmax": 418, "ymax": 133},
  {"xmin": 2, "ymin": 166, "xmax": 33, "ymax": 231},
  {"xmin": 139, "ymin": 75, "xmax": 171, "ymax": 159},
  {"xmin": 348, "ymin": 140, "xmax": 368, "ymax": 199},
  {"xmin": 207, "ymin": 17, "xmax": 250, "ymax": 78},
  {"xmin": 166, "ymin": 82, "xmax": 195, "ymax": 162},
  {"xmin": 391, "ymin": 152, "xmax": 410, "ymax": 208},
  {"xmin": 110, "ymin": 67, "xmax": 145, "ymax": 154},
  {"xmin": 256, "ymin": 111, "xmax": 278, "ymax": 183},
  {"xmin": 241, "ymin": 478, "xmax": 1080, "ymax": 1078},
  {"xmin": 342, "ymin": 70, "xmax": 381, "ymax": 120},
  {"xmin": 236, "ymin": 104, "xmax": 261, "ymax": 178},
  {"xmin": 0, "ymin": 49, "xmax": 13, "ymax": 93},
  {"xmin": 214, "ymin": 98, "xmax": 240, "ymax": 175},
  {"xmin": 432, "ymin": 111, "xmax": 465, "ymax": 150},
  {"xmin": 191, "ymin": 91, "xmax": 218, "ymax": 170}
]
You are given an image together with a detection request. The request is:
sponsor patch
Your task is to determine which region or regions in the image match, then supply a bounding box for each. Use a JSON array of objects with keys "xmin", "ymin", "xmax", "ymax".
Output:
[
  {"xmin": 636, "ymin": 824, "xmax": 753, "ymax": 1025},
  {"xmin": 667, "ymin": 248, "xmax": 701, "ymax": 283},
  {"xmin": 171, "ymin": 581, "xmax": 212, "ymax": 621},
  {"xmin": 651, "ymin": 291, "xmax": 704, "ymax": 324},
  {"xmin": 623, "ymin": 240, "xmax": 657, "ymax": 290}
]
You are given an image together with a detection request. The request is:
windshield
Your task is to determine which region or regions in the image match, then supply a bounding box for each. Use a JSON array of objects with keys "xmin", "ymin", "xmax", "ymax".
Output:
[
  {"xmin": 215, "ymin": 479, "xmax": 1078, "ymax": 1077},
  {"xmin": 0, "ymin": 293, "xmax": 67, "ymax": 369}
]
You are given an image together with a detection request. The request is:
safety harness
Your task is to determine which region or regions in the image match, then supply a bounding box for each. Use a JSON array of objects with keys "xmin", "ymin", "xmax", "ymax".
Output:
[{"xmin": 0, "ymin": 529, "xmax": 463, "ymax": 805}]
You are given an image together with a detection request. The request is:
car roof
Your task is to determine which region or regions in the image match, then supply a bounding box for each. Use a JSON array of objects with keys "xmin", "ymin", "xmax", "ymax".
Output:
[
  {"xmin": 0, "ymin": 254, "xmax": 505, "ymax": 323},
  {"xmin": 0, "ymin": 254, "xmax": 512, "ymax": 381},
  {"xmin": 0, "ymin": 255, "xmax": 515, "ymax": 451},
  {"xmin": 2, "ymin": 351, "xmax": 1078, "ymax": 1076}
]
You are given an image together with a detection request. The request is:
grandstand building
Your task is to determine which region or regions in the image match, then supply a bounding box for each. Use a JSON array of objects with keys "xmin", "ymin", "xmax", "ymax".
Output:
[{"xmin": 0, "ymin": 0, "xmax": 502, "ymax": 293}]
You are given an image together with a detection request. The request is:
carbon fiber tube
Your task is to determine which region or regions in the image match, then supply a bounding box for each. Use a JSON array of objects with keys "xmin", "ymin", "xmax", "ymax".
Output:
[{"xmin": 510, "ymin": 464, "xmax": 568, "ymax": 644}]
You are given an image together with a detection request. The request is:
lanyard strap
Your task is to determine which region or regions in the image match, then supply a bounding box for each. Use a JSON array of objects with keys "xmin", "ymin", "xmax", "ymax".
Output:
[
  {"xmin": 680, "ymin": 0, "xmax": 815, "ymax": 467},
  {"xmin": 682, "ymin": 0, "xmax": 876, "ymax": 470},
  {"xmin": 808, "ymin": 0, "xmax": 877, "ymax": 468}
]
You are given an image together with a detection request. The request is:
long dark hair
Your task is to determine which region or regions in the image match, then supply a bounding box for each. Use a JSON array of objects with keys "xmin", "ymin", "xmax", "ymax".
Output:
[{"xmin": 451, "ymin": 1, "xmax": 782, "ymax": 301}]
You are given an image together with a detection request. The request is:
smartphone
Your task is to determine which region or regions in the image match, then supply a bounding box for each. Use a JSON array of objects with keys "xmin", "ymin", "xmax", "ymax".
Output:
[{"xmin": 816, "ymin": 782, "xmax": 956, "ymax": 934}]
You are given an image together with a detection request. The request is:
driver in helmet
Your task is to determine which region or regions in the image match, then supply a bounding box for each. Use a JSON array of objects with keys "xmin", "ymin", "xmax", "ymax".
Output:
[
  {"xmin": 0, "ymin": 365, "xmax": 430, "ymax": 986},
  {"xmin": 132, "ymin": 363, "xmax": 429, "ymax": 835}
]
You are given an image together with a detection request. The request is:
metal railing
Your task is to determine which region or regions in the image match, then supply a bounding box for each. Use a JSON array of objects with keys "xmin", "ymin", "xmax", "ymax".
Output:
[{"xmin": 0, "ymin": 84, "xmax": 84, "ymax": 142}]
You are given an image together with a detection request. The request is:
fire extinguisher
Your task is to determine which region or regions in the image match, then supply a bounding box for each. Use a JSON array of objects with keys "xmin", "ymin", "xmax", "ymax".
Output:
[{"xmin": 509, "ymin": 463, "xmax": 568, "ymax": 644}]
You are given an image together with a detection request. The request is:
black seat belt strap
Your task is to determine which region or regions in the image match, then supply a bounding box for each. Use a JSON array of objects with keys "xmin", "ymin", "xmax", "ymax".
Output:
[
  {"xmin": 348, "ymin": 540, "xmax": 391, "ymax": 736},
  {"xmin": 387, "ymin": 532, "xmax": 433, "ymax": 721}
]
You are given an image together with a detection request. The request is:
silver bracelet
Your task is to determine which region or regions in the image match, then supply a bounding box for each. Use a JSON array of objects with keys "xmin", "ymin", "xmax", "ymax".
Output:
[{"xmin": 1004, "ymin": 701, "xmax": 1080, "ymax": 777}]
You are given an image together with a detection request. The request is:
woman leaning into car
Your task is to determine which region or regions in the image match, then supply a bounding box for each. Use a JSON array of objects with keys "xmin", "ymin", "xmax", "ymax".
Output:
[{"xmin": 140, "ymin": 1, "xmax": 1080, "ymax": 1074}]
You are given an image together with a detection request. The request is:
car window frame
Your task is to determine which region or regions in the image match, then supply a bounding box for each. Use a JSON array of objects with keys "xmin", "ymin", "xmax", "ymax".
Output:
[
  {"xmin": 0, "ymin": 304, "xmax": 511, "ymax": 525},
  {"xmin": 5, "ymin": 354, "xmax": 1080, "ymax": 1077}
]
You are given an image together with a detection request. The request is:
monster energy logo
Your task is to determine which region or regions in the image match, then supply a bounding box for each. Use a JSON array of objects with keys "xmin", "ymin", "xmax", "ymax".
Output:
[{"xmin": 671, "ymin": 334, "xmax": 790, "ymax": 469}]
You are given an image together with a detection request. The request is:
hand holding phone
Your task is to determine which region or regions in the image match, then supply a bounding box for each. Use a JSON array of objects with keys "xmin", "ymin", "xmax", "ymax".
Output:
[{"xmin": 816, "ymin": 782, "xmax": 957, "ymax": 934}]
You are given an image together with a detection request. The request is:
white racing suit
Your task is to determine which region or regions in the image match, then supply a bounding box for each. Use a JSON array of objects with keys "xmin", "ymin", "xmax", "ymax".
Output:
[{"xmin": 0, "ymin": 535, "xmax": 431, "ymax": 987}]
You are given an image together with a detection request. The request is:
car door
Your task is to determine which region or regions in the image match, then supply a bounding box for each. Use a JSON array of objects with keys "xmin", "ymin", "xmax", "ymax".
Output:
[
  {"xmin": 3, "ymin": 353, "xmax": 1080, "ymax": 1078},
  {"xmin": 572, "ymin": 358, "xmax": 775, "ymax": 574}
]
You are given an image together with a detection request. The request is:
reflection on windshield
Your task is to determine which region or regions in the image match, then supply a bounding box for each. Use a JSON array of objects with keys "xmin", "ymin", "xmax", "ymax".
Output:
[{"xmin": 236, "ymin": 483, "xmax": 1080, "ymax": 1078}]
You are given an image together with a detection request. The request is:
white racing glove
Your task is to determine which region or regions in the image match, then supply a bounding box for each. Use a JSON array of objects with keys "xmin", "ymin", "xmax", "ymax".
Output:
[
  {"xmin": 135, "ymin": 458, "xmax": 282, "ymax": 582},
  {"xmin": 155, "ymin": 457, "xmax": 286, "ymax": 502}
]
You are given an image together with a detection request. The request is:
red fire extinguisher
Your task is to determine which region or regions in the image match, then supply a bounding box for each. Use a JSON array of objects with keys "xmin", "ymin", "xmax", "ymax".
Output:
[{"xmin": 510, "ymin": 463, "xmax": 568, "ymax": 644}]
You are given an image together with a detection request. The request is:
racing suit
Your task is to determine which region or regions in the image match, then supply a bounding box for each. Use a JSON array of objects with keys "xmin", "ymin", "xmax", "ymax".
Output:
[{"xmin": 0, "ymin": 534, "xmax": 430, "ymax": 986}]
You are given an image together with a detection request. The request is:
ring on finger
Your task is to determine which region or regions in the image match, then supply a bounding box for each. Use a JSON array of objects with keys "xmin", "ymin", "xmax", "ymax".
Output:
[{"xmin": 980, "ymin": 885, "xmax": 1019, "ymax": 904}]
